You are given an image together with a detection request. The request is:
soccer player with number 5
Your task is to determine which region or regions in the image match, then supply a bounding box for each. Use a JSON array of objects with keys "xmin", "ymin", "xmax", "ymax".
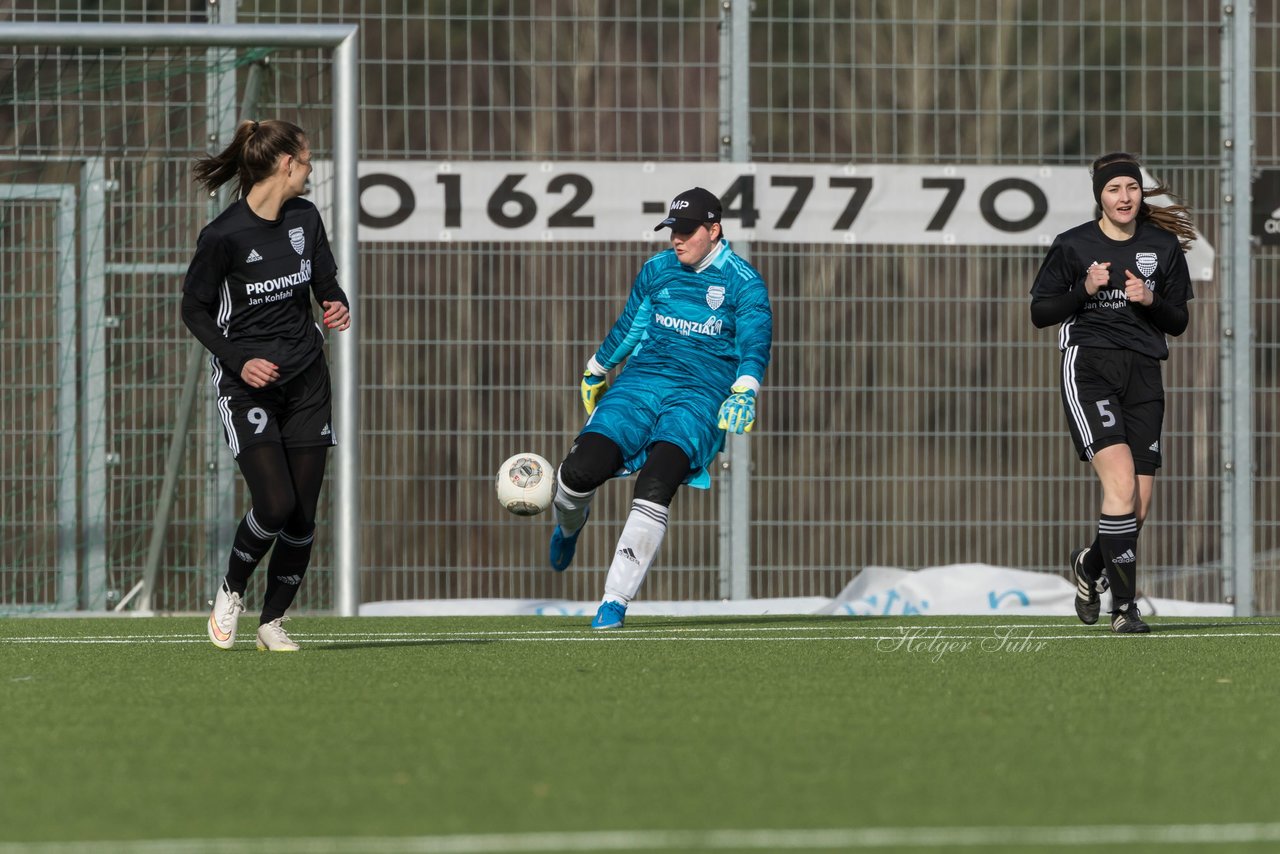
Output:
[
  {"xmin": 547, "ymin": 187, "xmax": 773, "ymax": 629},
  {"xmin": 182, "ymin": 119, "xmax": 350, "ymax": 651},
  {"xmin": 1030, "ymin": 152, "xmax": 1196, "ymax": 633}
]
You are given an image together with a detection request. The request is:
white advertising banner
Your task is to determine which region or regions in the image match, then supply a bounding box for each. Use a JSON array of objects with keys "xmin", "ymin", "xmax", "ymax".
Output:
[
  {"xmin": 311, "ymin": 161, "xmax": 1214, "ymax": 279},
  {"xmin": 312, "ymin": 161, "xmax": 1077, "ymax": 244}
]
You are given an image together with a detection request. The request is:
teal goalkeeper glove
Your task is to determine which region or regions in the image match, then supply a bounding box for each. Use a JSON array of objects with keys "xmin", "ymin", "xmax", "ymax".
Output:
[
  {"xmin": 717, "ymin": 386, "xmax": 757, "ymax": 434},
  {"xmin": 580, "ymin": 370, "xmax": 609, "ymax": 415}
]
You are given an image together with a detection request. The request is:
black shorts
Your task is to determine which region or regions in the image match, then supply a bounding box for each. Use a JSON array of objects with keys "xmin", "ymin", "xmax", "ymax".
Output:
[
  {"xmin": 1059, "ymin": 345, "xmax": 1164, "ymax": 474},
  {"xmin": 213, "ymin": 356, "xmax": 336, "ymax": 459}
]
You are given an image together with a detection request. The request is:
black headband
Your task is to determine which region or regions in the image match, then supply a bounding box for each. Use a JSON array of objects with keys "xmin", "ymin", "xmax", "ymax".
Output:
[{"xmin": 1092, "ymin": 161, "xmax": 1143, "ymax": 205}]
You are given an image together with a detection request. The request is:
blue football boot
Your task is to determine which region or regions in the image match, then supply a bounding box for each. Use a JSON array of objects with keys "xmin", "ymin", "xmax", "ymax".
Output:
[
  {"xmin": 591, "ymin": 600, "xmax": 627, "ymax": 630},
  {"xmin": 549, "ymin": 510, "xmax": 586, "ymax": 572}
]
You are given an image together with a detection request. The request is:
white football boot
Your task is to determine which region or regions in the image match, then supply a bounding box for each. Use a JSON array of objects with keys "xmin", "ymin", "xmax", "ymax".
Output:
[
  {"xmin": 207, "ymin": 582, "xmax": 245, "ymax": 650},
  {"xmin": 256, "ymin": 616, "xmax": 301, "ymax": 652}
]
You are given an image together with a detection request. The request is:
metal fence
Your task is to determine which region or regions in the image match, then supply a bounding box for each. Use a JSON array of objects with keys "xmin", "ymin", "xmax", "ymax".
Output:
[{"xmin": 2, "ymin": 1, "xmax": 1278, "ymax": 614}]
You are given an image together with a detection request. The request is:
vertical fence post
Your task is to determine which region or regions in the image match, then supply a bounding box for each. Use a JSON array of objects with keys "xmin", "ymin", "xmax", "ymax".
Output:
[
  {"xmin": 206, "ymin": 4, "xmax": 242, "ymax": 606},
  {"xmin": 1221, "ymin": 1, "xmax": 1254, "ymax": 616},
  {"xmin": 79, "ymin": 158, "xmax": 109, "ymax": 610},
  {"xmin": 332, "ymin": 30, "xmax": 362, "ymax": 617},
  {"xmin": 53, "ymin": 187, "xmax": 79, "ymax": 610},
  {"xmin": 718, "ymin": 0, "xmax": 752, "ymax": 600}
]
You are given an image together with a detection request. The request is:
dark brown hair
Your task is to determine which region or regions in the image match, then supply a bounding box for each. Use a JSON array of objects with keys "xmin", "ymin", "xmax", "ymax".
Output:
[
  {"xmin": 193, "ymin": 119, "xmax": 307, "ymax": 198},
  {"xmin": 1090, "ymin": 151, "xmax": 1197, "ymax": 252}
]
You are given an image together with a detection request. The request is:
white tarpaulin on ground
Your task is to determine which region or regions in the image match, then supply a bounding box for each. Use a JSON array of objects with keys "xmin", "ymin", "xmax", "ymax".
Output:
[
  {"xmin": 360, "ymin": 564, "xmax": 1232, "ymax": 618},
  {"xmin": 817, "ymin": 563, "xmax": 1232, "ymax": 617}
]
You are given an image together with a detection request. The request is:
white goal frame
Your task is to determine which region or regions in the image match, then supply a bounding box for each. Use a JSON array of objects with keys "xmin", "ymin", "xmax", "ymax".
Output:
[{"xmin": 0, "ymin": 22, "xmax": 363, "ymax": 615}]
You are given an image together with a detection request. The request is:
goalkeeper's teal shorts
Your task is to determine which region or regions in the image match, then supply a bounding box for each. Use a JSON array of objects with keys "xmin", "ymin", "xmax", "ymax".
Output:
[{"xmin": 579, "ymin": 375, "xmax": 723, "ymax": 488}]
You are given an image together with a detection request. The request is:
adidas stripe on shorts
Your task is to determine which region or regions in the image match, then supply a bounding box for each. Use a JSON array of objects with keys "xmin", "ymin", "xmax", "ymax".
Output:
[
  {"xmin": 213, "ymin": 355, "xmax": 337, "ymax": 459},
  {"xmin": 1059, "ymin": 345, "xmax": 1164, "ymax": 474}
]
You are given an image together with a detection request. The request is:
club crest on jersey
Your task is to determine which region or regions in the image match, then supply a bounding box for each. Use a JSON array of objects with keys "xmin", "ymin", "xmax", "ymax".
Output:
[
  {"xmin": 706, "ymin": 285, "xmax": 725, "ymax": 310},
  {"xmin": 1136, "ymin": 252, "xmax": 1158, "ymax": 278},
  {"xmin": 289, "ymin": 227, "xmax": 306, "ymax": 256}
]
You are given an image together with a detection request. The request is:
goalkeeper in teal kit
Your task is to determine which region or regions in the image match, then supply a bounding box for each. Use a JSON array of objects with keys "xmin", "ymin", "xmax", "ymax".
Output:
[{"xmin": 548, "ymin": 187, "xmax": 773, "ymax": 629}]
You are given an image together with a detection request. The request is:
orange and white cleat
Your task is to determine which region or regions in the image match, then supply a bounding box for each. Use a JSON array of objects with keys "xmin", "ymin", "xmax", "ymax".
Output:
[{"xmin": 207, "ymin": 582, "xmax": 245, "ymax": 650}]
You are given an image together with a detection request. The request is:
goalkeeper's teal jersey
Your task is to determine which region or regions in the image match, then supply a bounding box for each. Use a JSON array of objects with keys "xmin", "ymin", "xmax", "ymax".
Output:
[
  {"xmin": 581, "ymin": 240, "xmax": 772, "ymax": 480},
  {"xmin": 592, "ymin": 240, "xmax": 772, "ymax": 390}
]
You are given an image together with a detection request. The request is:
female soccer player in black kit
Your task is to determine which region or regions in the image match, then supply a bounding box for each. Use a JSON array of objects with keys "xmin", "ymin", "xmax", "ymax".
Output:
[
  {"xmin": 1030, "ymin": 152, "xmax": 1196, "ymax": 634},
  {"xmin": 183, "ymin": 119, "xmax": 350, "ymax": 651}
]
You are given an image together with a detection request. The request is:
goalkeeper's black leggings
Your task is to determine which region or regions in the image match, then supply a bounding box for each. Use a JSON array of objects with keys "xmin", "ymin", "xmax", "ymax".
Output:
[{"xmin": 558, "ymin": 432, "xmax": 691, "ymax": 508}]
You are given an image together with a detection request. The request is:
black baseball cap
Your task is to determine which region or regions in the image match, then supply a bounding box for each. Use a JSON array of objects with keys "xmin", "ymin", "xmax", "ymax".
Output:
[{"xmin": 655, "ymin": 187, "xmax": 722, "ymax": 232}]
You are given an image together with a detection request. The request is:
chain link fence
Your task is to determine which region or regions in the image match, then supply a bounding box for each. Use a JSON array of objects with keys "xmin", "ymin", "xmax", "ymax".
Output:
[{"xmin": 2, "ymin": 1, "xmax": 1278, "ymax": 613}]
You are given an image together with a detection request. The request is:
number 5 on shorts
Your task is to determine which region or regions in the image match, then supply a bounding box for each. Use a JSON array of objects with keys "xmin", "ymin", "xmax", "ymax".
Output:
[{"xmin": 1096, "ymin": 399, "xmax": 1116, "ymax": 427}]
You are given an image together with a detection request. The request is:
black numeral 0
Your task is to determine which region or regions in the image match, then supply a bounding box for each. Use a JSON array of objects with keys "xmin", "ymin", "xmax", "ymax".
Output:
[
  {"xmin": 979, "ymin": 178, "xmax": 1048, "ymax": 232},
  {"xmin": 358, "ymin": 173, "xmax": 414, "ymax": 229}
]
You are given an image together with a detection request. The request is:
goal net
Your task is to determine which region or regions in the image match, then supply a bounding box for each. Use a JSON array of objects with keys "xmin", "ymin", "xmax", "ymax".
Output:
[{"xmin": 0, "ymin": 25, "xmax": 352, "ymax": 614}]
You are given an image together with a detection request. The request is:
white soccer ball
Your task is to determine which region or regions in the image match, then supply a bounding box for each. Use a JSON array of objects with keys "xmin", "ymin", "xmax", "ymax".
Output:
[{"xmin": 496, "ymin": 452, "xmax": 556, "ymax": 516}]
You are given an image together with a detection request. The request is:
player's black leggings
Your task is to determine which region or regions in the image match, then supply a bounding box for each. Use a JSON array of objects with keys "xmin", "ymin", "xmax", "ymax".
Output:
[
  {"xmin": 237, "ymin": 443, "xmax": 329, "ymax": 533},
  {"xmin": 558, "ymin": 432, "xmax": 691, "ymax": 508},
  {"xmin": 224, "ymin": 444, "xmax": 328, "ymax": 620}
]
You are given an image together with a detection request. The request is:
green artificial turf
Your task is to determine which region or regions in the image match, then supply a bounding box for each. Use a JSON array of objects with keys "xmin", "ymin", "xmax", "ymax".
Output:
[{"xmin": 1, "ymin": 615, "xmax": 1279, "ymax": 853}]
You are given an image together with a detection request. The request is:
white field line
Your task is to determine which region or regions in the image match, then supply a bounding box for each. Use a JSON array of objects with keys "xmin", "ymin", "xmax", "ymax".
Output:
[
  {"xmin": 3, "ymin": 823, "xmax": 1280, "ymax": 853},
  {"xmin": 4, "ymin": 620, "xmax": 1279, "ymax": 644},
  {"xmin": 6, "ymin": 620, "xmax": 1280, "ymax": 642},
  {"xmin": 2, "ymin": 626, "xmax": 1280, "ymax": 646},
  {"xmin": 340, "ymin": 621, "xmax": 1280, "ymax": 635}
]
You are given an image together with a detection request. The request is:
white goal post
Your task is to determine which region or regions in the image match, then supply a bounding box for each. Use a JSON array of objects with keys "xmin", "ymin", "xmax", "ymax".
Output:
[{"xmin": 0, "ymin": 22, "xmax": 362, "ymax": 615}]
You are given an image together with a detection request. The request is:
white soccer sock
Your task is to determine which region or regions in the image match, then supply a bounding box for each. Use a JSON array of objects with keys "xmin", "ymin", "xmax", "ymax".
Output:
[
  {"xmin": 603, "ymin": 499, "xmax": 669, "ymax": 605},
  {"xmin": 552, "ymin": 468, "xmax": 594, "ymax": 535}
]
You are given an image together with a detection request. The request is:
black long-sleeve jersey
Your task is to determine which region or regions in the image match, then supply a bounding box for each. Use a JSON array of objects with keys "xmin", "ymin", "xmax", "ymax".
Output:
[
  {"xmin": 1029, "ymin": 219, "xmax": 1192, "ymax": 360},
  {"xmin": 181, "ymin": 197, "xmax": 348, "ymax": 385}
]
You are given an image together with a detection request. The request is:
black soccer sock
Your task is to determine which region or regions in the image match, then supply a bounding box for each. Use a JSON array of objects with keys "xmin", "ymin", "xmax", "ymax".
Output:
[
  {"xmin": 1083, "ymin": 535, "xmax": 1105, "ymax": 579},
  {"xmin": 224, "ymin": 508, "xmax": 280, "ymax": 595},
  {"xmin": 1085, "ymin": 516, "xmax": 1145, "ymax": 580},
  {"xmin": 1097, "ymin": 513, "xmax": 1139, "ymax": 606},
  {"xmin": 229, "ymin": 443, "xmax": 327, "ymax": 610},
  {"xmin": 260, "ymin": 526, "xmax": 314, "ymax": 624}
]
